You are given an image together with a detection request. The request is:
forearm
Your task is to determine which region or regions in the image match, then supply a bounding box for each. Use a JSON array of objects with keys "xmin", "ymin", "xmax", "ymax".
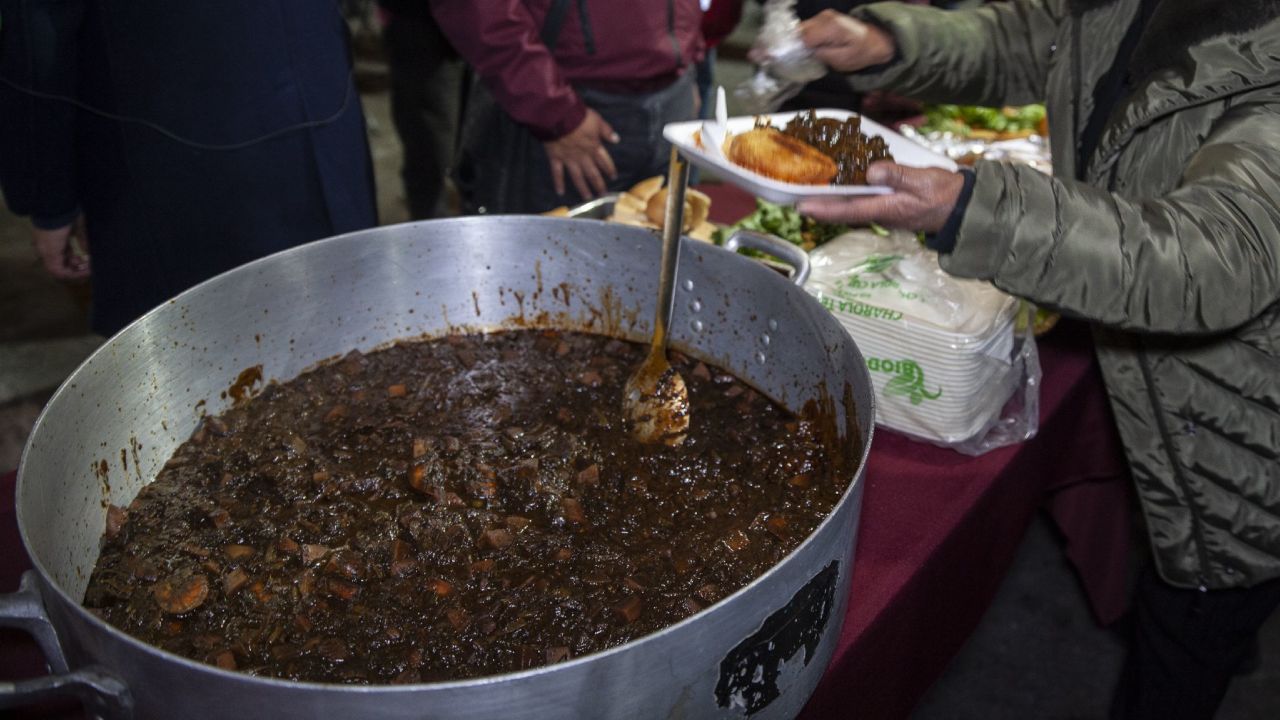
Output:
[
  {"xmin": 0, "ymin": 0, "xmax": 83, "ymax": 220},
  {"xmin": 847, "ymin": 0, "xmax": 1062, "ymax": 107},
  {"xmin": 948, "ymin": 151, "xmax": 1280, "ymax": 335},
  {"xmin": 428, "ymin": 0, "xmax": 585, "ymax": 140}
]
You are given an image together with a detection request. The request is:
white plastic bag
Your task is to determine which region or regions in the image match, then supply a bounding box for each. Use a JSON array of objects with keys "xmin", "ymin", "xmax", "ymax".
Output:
[
  {"xmin": 735, "ymin": 0, "xmax": 827, "ymax": 113},
  {"xmin": 805, "ymin": 230, "xmax": 1041, "ymax": 455}
]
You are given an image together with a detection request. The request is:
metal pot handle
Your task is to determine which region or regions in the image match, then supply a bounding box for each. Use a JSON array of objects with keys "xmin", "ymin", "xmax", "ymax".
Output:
[
  {"xmin": 0, "ymin": 571, "xmax": 133, "ymax": 719},
  {"xmin": 720, "ymin": 229, "xmax": 811, "ymax": 287}
]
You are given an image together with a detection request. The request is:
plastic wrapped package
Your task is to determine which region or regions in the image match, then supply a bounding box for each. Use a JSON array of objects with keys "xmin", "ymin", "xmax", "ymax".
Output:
[
  {"xmin": 897, "ymin": 125, "xmax": 1054, "ymax": 175},
  {"xmin": 804, "ymin": 230, "xmax": 1041, "ymax": 455},
  {"xmin": 735, "ymin": 0, "xmax": 827, "ymax": 113}
]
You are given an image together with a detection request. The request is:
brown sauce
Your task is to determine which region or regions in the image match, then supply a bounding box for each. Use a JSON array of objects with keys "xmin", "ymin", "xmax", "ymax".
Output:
[
  {"xmin": 775, "ymin": 110, "xmax": 894, "ymax": 185},
  {"xmin": 84, "ymin": 330, "xmax": 846, "ymax": 683}
]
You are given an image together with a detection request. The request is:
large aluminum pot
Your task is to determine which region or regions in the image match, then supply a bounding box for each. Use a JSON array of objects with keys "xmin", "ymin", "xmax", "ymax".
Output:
[{"xmin": 2, "ymin": 217, "xmax": 874, "ymax": 720}]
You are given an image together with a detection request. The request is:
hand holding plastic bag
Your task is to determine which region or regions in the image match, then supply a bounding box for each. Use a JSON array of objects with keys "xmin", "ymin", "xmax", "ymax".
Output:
[{"xmin": 735, "ymin": 0, "xmax": 827, "ymax": 113}]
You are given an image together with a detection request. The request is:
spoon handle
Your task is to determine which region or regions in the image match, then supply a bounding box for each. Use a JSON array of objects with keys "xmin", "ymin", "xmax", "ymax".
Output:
[{"xmin": 653, "ymin": 147, "xmax": 690, "ymax": 355}]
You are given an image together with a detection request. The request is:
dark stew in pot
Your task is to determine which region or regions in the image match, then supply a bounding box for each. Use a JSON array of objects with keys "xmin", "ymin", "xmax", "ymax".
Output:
[{"xmin": 84, "ymin": 330, "xmax": 845, "ymax": 683}]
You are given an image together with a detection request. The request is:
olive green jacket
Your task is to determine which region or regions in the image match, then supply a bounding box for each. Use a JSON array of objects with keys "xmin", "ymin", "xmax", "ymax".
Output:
[{"xmin": 848, "ymin": 0, "xmax": 1280, "ymax": 589}]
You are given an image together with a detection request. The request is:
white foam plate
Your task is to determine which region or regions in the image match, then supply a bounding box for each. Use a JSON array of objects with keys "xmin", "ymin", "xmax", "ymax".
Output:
[{"xmin": 662, "ymin": 108, "xmax": 957, "ymax": 205}]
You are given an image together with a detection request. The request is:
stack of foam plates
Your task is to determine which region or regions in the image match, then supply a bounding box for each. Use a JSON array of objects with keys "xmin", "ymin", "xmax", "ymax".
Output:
[{"xmin": 804, "ymin": 231, "xmax": 1020, "ymax": 446}]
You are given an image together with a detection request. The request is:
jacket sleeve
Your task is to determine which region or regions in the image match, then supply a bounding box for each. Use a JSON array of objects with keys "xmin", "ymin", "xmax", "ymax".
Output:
[
  {"xmin": 845, "ymin": 0, "xmax": 1063, "ymax": 107},
  {"xmin": 943, "ymin": 100, "xmax": 1280, "ymax": 335},
  {"xmin": 0, "ymin": 0, "xmax": 84, "ymax": 225},
  {"xmin": 428, "ymin": 0, "xmax": 586, "ymax": 141}
]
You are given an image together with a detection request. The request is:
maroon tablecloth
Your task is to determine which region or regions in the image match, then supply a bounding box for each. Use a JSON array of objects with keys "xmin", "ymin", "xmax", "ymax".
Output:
[
  {"xmin": 800, "ymin": 319, "xmax": 1131, "ymax": 719},
  {"xmin": 2, "ymin": 190, "xmax": 1132, "ymax": 717}
]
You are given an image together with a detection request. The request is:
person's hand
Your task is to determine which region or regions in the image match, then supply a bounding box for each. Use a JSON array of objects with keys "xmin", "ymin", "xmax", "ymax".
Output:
[
  {"xmin": 798, "ymin": 162, "xmax": 964, "ymax": 233},
  {"xmin": 543, "ymin": 108, "xmax": 620, "ymax": 200},
  {"xmin": 32, "ymin": 216, "xmax": 91, "ymax": 280},
  {"xmin": 798, "ymin": 9, "xmax": 896, "ymax": 73}
]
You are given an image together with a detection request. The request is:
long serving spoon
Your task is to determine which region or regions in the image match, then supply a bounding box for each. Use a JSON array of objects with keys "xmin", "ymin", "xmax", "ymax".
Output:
[{"xmin": 624, "ymin": 147, "xmax": 692, "ymax": 446}]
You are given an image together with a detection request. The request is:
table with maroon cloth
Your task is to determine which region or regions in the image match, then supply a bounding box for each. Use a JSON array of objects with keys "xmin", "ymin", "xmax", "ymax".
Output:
[{"xmin": 0, "ymin": 189, "xmax": 1134, "ymax": 718}]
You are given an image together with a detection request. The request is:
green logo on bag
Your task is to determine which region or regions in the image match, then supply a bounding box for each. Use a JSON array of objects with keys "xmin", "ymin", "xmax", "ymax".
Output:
[
  {"xmin": 853, "ymin": 254, "xmax": 902, "ymax": 275},
  {"xmin": 867, "ymin": 357, "xmax": 942, "ymax": 405},
  {"xmin": 836, "ymin": 254, "xmax": 921, "ymax": 302}
]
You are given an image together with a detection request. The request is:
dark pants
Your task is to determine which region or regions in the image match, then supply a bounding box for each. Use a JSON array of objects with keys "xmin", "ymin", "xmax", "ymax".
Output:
[
  {"xmin": 455, "ymin": 72, "xmax": 696, "ymax": 215},
  {"xmin": 382, "ymin": 12, "xmax": 464, "ymax": 219},
  {"xmin": 1110, "ymin": 565, "xmax": 1280, "ymax": 719}
]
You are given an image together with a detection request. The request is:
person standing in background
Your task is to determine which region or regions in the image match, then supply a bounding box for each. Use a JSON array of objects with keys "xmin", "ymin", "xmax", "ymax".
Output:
[
  {"xmin": 377, "ymin": 0, "xmax": 466, "ymax": 219},
  {"xmin": 0, "ymin": 0, "xmax": 378, "ymax": 337},
  {"xmin": 429, "ymin": 0, "xmax": 705, "ymax": 215}
]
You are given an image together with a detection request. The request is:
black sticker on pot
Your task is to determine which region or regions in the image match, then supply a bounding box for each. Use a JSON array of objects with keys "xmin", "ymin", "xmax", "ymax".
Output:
[{"xmin": 715, "ymin": 560, "xmax": 839, "ymax": 715}]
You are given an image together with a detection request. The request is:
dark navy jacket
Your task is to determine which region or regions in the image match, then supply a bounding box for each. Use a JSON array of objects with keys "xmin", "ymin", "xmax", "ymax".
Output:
[{"xmin": 0, "ymin": 0, "xmax": 377, "ymax": 335}]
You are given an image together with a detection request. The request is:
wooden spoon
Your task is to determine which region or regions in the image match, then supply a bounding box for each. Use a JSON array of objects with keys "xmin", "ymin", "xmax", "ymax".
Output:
[{"xmin": 624, "ymin": 148, "xmax": 691, "ymax": 446}]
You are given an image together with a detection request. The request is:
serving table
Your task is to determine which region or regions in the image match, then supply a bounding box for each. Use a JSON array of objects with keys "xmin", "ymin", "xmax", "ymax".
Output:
[
  {"xmin": 696, "ymin": 182, "xmax": 1133, "ymax": 719},
  {"xmin": 1, "ymin": 189, "xmax": 1133, "ymax": 718}
]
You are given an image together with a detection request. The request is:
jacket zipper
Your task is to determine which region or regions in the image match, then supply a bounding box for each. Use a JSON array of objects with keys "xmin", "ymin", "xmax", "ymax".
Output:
[
  {"xmin": 1071, "ymin": 12, "xmax": 1085, "ymax": 179},
  {"xmin": 1136, "ymin": 344, "xmax": 1212, "ymax": 588}
]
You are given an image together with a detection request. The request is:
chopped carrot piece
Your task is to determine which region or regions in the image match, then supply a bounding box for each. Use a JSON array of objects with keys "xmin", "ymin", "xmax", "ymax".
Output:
[
  {"xmin": 479, "ymin": 528, "xmax": 513, "ymax": 550},
  {"xmin": 105, "ymin": 505, "xmax": 128, "ymax": 540},
  {"xmin": 765, "ymin": 515, "xmax": 790, "ymax": 541},
  {"xmin": 391, "ymin": 539, "xmax": 414, "ymax": 563},
  {"xmin": 214, "ymin": 650, "xmax": 237, "ymax": 670},
  {"xmin": 248, "ymin": 580, "xmax": 273, "ymax": 604},
  {"xmin": 576, "ymin": 464, "xmax": 600, "ymax": 487},
  {"xmin": 223, "ymin": 544, "xmax": 255, "ymax": 561},
  {"xmin": 302, "ymin": 544, "xmax": 330, "ymax": 565},
  {"xmin": 408, "ymin": 464, "xmax": 428, "ymax": 493},
  {"xmin": 327, "ymin": 578, "xmax": 360, "ymax": 601},
  {"xmin": 560, "ymin": 497, "xmax": 585, "ymax": 525},
  {"xmin": 613, "ymin": 597, "xmax": 643, "ymax": 624},
  {"xmin": 222, "ymin": 568, "xmax": 249, "ymax": 595},
  {"xmin": 445, "ymin": 607, "xmax": 470, "ymax": 630},
  {"xmin": 153, "ymin": 573, "xmax": 209, "ymax": 614},
  {"xmin": 722, "ymin": 530, "xmax": 751, "ymax": 553}
]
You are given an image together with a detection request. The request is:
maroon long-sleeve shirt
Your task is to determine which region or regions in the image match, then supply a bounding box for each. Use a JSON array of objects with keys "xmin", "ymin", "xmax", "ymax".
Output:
[{"xmin": 431, "ymin": 0, "xmax": 704, "ymax": 141}]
